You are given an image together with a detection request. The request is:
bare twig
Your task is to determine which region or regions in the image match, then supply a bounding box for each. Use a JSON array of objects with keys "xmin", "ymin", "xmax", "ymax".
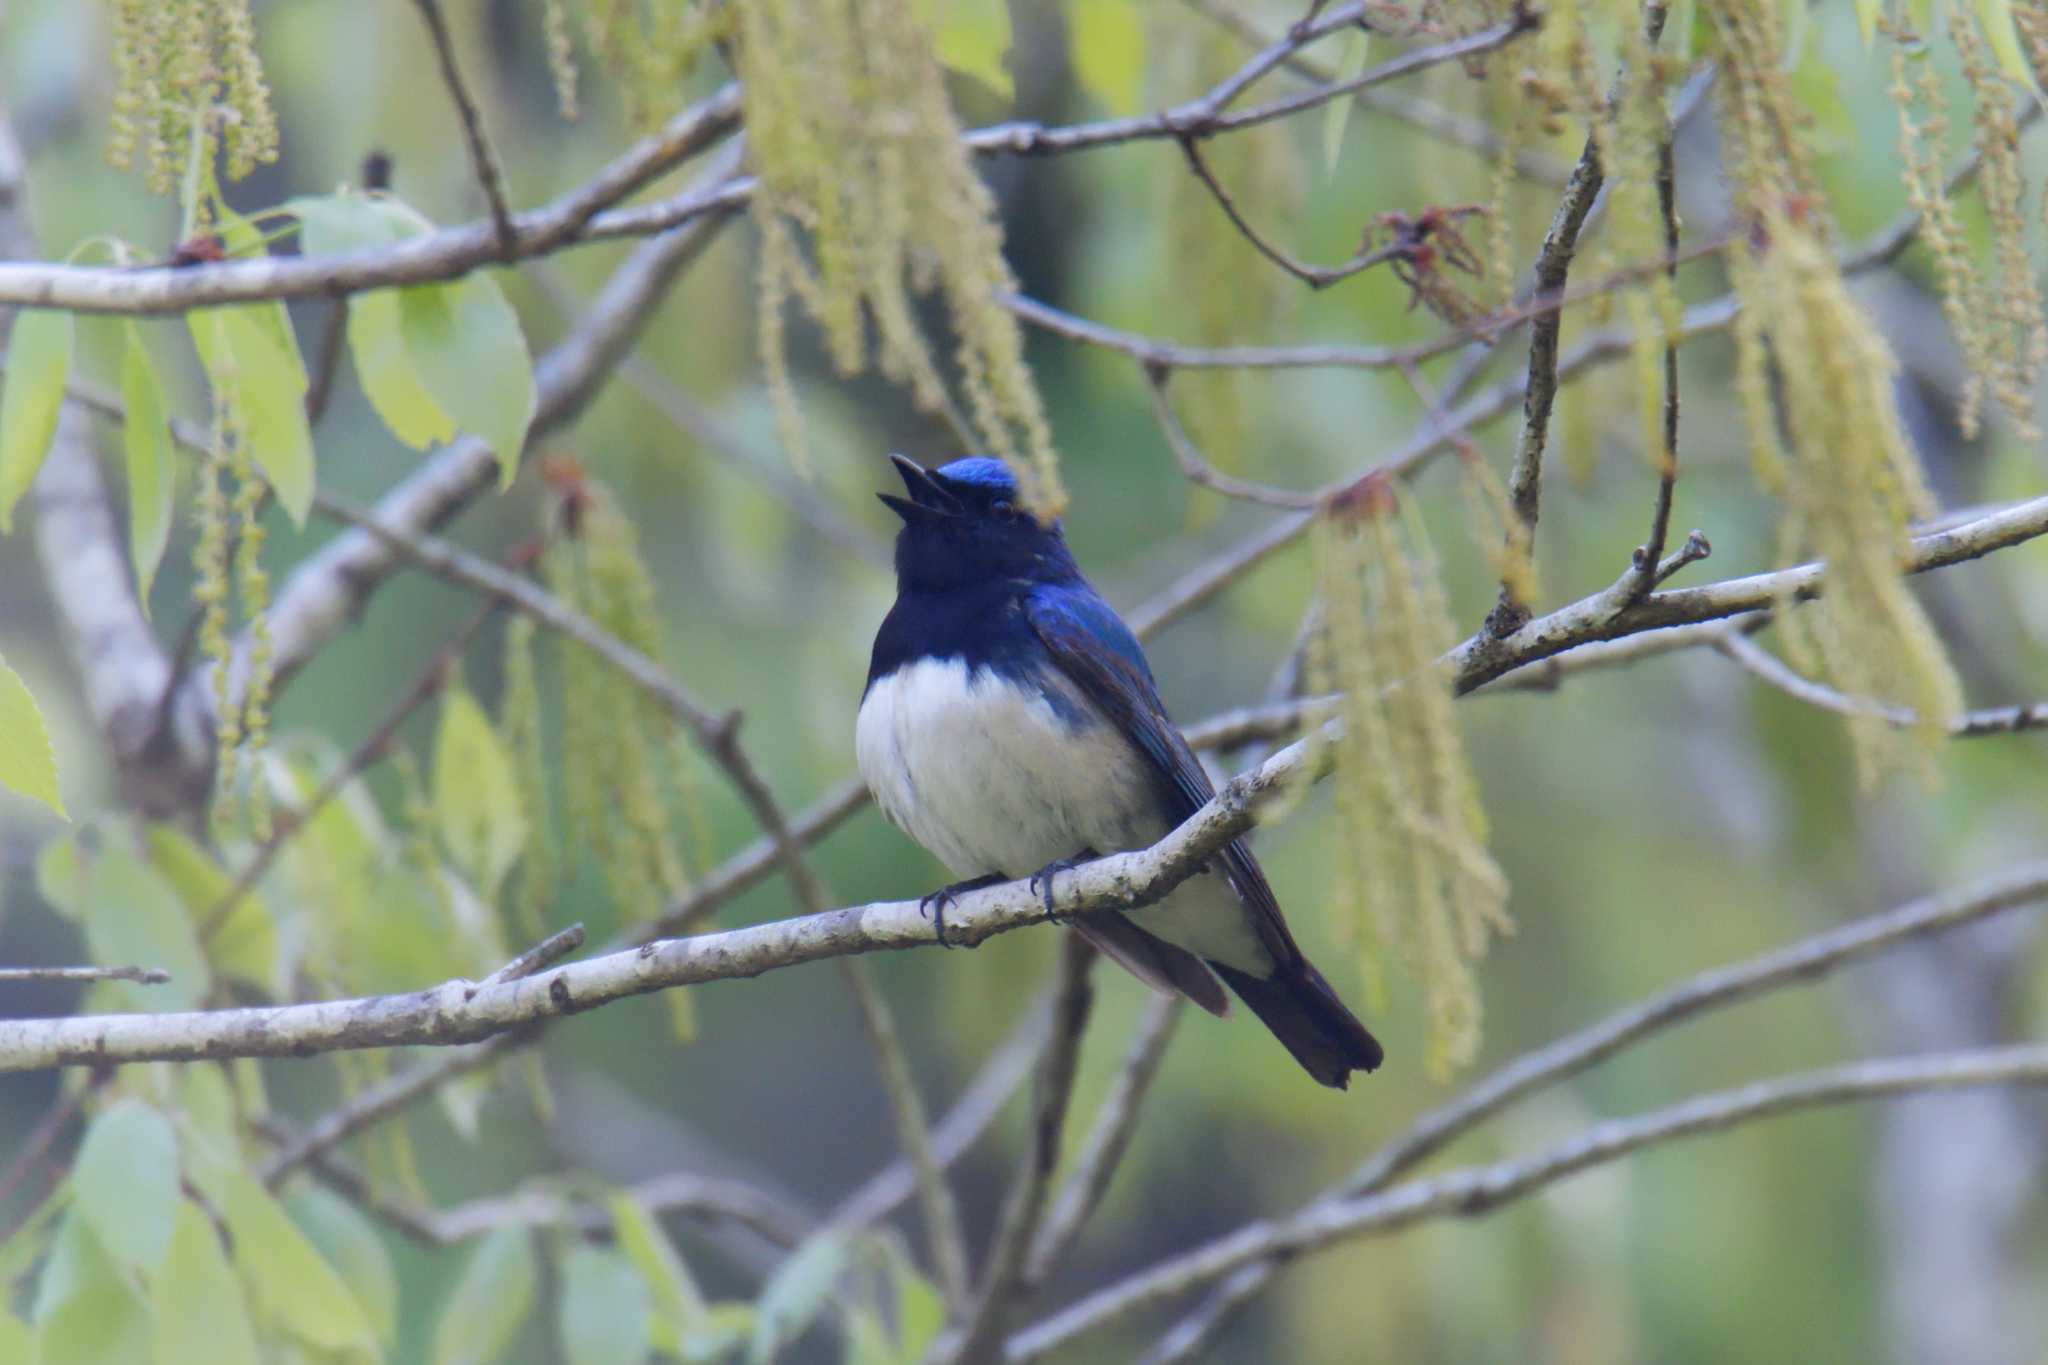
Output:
[
  {"xmin": 410, "ymin": 0, "xmax": 517, "ymax": 255},
  {"xmin": 480, "ymin": 925, "xmax": 587, "ymax": 988},
  {"xmin": 1177, "ymin": 137, "xmax": 1402, "ymax": 289},
  {"xmin": 1146, "ymin": 368, "xmax": 1319, "ymax": 509},
  {"xmin": 1487, "ymin": 0, "xmax": 1675, "ymax": 634},
  {"xmin": 1181, "ymin": 0, "xmax": 1573, "ymax": 185},
  {"xmin": 936, "ymin": 934, "xmax": 1098, "ymax": 1364},
  {"xmin": 1625, "ymin": 86, "xmax": 1683, "ymax": 597},
  {"xmin": 841, "ymin": 958, "xmax": 975, "ymax": 1309},
  {"xmin": 0, "ymin": 964, "xmax": 169, "ymax": 985},
  {"xmin": 1713, "ymin": 632, "xmax": 2048, "ymax": 738},
  {"xmin": 832, "ymin": 983, "xmax": 1059, "ymax": 1232},
  {"xmin": 0, "ymin": 87, "xmax": 742, "ymax": 313},
  {"xmin": 1025, "ymin": 994, "xmax": 1184, "ymax": 1288}
]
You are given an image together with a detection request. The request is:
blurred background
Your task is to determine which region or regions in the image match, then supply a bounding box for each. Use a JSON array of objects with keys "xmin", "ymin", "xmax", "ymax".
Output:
[{"xmin": 2, "ymin": 1, "xmax": 2046, "ymax": 1361}]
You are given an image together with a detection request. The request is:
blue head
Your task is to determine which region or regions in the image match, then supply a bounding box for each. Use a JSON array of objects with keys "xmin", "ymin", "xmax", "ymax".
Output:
[{"xmin": 879, "ymin": 455, "xmax": 1077, "ymax": 593}]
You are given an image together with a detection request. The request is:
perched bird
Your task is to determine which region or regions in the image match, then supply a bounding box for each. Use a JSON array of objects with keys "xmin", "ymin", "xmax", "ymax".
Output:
[{"xmin": 857, "ymin": 455, "xmax": 1383, "ymax": 1088}]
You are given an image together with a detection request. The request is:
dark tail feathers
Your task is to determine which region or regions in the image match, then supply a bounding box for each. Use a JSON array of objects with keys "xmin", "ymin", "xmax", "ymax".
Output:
[{"xmin": 1212, "ymin": 960, "xmax": 1384, "ymax": 1088}]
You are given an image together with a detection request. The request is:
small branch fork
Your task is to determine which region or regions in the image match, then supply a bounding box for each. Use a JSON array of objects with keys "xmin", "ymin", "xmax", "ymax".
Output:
[{"xmin": 409, "ymin": 0, "xmax": 517, "ymax": 257}]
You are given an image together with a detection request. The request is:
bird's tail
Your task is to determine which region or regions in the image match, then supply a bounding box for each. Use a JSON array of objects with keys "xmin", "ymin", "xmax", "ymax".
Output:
[{"xmin": 1211, "ymin": 960, "xmax": 1384, "ymax": 1089}]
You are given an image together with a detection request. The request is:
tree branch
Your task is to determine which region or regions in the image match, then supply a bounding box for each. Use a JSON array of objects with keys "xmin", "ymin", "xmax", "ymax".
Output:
[
  {"xmin": 410, "ymin": 0, "xmax": 517, "ymax": 256},
  {"xmin": 935, "ymin": 934, "xmax": 1097, "ymax": 1364},
  {"xmin": 1713, "ymin": 631, "xmax": 2048, "ymax": 738},
  {"xmin": 1011, "ymin": 1043, "xmax": 2048, "ymax": 1360},
  {"xmin": 1025, "ymin": 993, "xmax": 1184, "ymax": 1289}
]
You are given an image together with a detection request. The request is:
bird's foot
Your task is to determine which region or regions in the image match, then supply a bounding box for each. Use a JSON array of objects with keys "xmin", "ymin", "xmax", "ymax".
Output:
[
  {"xmin": 1030, "ymin": 850, "xmax": 1101, "ymax": 925},
  {"xmin": 919, "ymin": 874, "xmax": 1005, "ymax": 948}
]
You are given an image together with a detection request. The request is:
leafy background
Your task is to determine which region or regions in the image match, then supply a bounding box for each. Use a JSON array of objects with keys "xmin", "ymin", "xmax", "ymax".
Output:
[{"xmin": 1, "ymin": 0, "xmax": 2045, "ymax": 1361}]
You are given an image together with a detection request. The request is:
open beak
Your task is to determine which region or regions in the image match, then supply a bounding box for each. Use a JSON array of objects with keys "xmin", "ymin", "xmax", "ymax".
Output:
[{"xmin": 878, "ymin": 453, "xmax": 962, "ymax": 523}]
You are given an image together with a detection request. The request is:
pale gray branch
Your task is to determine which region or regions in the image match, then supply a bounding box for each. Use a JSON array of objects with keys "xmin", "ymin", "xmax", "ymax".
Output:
[
  {"xmin": 1009, "ymin": 1044, "xmax": 2048, "ymax": 1360},
  {"xmin": 1713, "ymin": 632, "xmax": 2048, "ymax": 738},
  {"xmin": 0, "ymin": 964, "xmax": 169, "ymax": 985}
]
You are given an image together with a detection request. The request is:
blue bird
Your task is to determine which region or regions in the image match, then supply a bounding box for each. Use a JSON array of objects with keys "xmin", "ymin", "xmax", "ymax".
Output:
[{"xmin": 858, "ymin": 454, "xmax": 1383, "ymax": 1088}]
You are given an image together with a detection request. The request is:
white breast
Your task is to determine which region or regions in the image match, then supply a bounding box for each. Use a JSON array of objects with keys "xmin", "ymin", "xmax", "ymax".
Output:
[
  {"xmin": 857, "ymin": 658, "xmax": 1159, "ymax": 879},
  {"xmin": 856, "ymin": 657, "xmax": 1272, "ymax": 974}
]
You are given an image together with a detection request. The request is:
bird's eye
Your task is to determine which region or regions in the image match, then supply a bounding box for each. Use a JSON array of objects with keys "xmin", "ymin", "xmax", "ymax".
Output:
[{"xmin": 990, "ymin": 499, "xmax": 1017, "ymax": 521}]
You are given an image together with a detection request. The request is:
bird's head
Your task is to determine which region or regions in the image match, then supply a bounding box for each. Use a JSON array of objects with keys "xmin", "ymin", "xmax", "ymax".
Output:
[{"xmin": 879, "ymin": 454, "xmax": 1076, "ymax": 592}]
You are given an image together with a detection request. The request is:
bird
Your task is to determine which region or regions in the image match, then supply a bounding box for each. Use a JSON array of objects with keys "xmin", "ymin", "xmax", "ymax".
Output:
[{"xmin": 857, "ymin": 454, "xmax": 1383, "ymax": 1088}]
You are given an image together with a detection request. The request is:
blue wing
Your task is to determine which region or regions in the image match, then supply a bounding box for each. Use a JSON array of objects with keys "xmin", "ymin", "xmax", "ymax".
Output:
[{"xmin": 1022, "ymin": 584, "xmax": 1304, "ymax": 972}]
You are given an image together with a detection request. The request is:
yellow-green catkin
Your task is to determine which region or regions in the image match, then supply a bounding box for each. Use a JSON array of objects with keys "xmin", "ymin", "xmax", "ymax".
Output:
[
  {"xmin": 1741, "ymin": 222, "xmax": 1964, "ymax": 781},
  {"xmin": 229, "ymin": 431, "xmax": 272, "ymax": 841},
  {"xmin": 733, "ymin": 0, "xmax": 1065, "ymax": 517},
  {"xmin": 1310, "ymin": 485, "xmax": 1511, "ymax": 1078},
  {"xmin": 106, "ymin": 0, "xmax": 278, "ymax": 193},
  {"xmin": 578, "ymin": 0, "xmax": 723, "ymax": 126},
  {"xmin": 500, "ymin": 615, "xmax": 554, "ymax": 938},
  {"xmin": 1949, "ymin": 5, "xmax": 2047, "ymax": 439},
  {"xmin": 545, "ymin": 483, "xmax": 692, "ymax": 922},
  {"xmin": 1712, "ymin": 0, "xmax": 1963, "ymax": 781},
  {"xmin": 541, "ymin": 0, "xmax": 581, "ymax": 121}
]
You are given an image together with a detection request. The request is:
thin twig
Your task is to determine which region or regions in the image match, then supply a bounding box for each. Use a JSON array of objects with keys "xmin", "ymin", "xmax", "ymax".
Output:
[
  {"xmin": 410, "ymin": 0, "xmax": 517, "ymax": 255},
  {"xmin": 936, "ymin": 935, "xmax": 1098, "ymax": 1364},
  {"xmin": 1177, "ymin": 137, "xmax": 1402, "ymax": 289},
  {"xmin": 841, "ymin": 958, "xmax": 975, "ymax": 1309},
  {"xmin": 1624, "ymin": 50, "xmax": 1684, "ymax": 601},
  {"xmin": 0, "ymin": 964, "xmax": 169, "ymax": 985},
  {"xmin": 1025, "ymin": 994, "xmax": 1184, "ymax": 1288},
  {"xmin": 480, "ymin": 924, "xmax": 587, "ymax": 988},
  {"xmin": 1714, "ymin": 632, "xmax": 2048, "ymax": 737},
  {"xmin": 832, "ymin": 983, "xmax": 1059, "ymax": 1232},
  {"xmin": 1486, "ymin": 0, "xmax": 1675, "ymax": 634},
  {"xmin": 1146, "ymin": 367, "xmax": 1320, "ymax": 508},
  {"xmin": 1181, "ymin": 0, "xmax": 1573, "ymax": 185}
]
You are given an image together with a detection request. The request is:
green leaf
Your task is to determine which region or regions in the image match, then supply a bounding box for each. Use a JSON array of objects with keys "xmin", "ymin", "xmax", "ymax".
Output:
[
  {"xmin": 610, "ymin": 1195, "xmax": 706, "ymax": 1353},
  {"xmin": 120, "ymin": 324, "xmax": 175, "ymax": 610},
  {"xmin": 1067, "ymin": 0, "xmax": 1142, "ymax": 115},
  {"xmin": 284, "ymin": 1183, "xmax": 400, "ymax": 1345},
  {"xmin": 32, "ymin": 1214, "xmax": 151, "ymax": 1365},
  {"xmin": 1852, "ymin": 0, "xmax": 1882, "ymax": 44},
  {"xmin": 221, "ymin": 1171, "xmax": 378, "ymax": 1358},
  {"xmin": 430, "ymin": 1227, "xmax": 536, "ymax": 1365},
  {"xmin": 0, "ymin": 654, "xmax": 64, "ymax": 817},
  {"xmin": 176, "ymin": 1064, "xmax": 242, "ymax": 1210},
  {"xmin": 749, "ymin": 1230, "xmax": 850, "ymax": 1365},
  {"xmin": 291, "ymin": 194, "xmax": 458, "ymax": 450},
  {"xmin": 1977, "ymin": 0, "xmax": 2037, "ymax": 88},
  {"xmin": 0, "ymin": 306, "xmax": 73, "ymax": 532},
  {"xmin": 889, "ymin": 1250, "xmax": 944, "ymax": 1360},
  {"xmin": 154, "ymin": 1200, "xmax": 261, "ymax": 1365},
  {"xmin": 188, "ymin": 304, "xmax": 317, "ymax": 526},
  {"xmin": 146, "ymin": 823, "xmax": 279, "ymax": 996},
  {"xmin": 1321, "ymin": 30, "xmax": 1371, "ymax": 176},
  {"xmin": 81, "ymin": 834, "xmax": 209, "ymax": 1011},
  {"xmin": 433, "ymin": 681, "xmax": 527, "ymax": 899},
  {"xmin": 931, "ymin": 0, "xmax": 1013, "ymax": 99},
  {"xmin": 397, "ymin": 274, "xmax": 535, "ymax": 489},
  {"xmin": 557, "ymin": 1245, "xmax": 652, "ymax": 1365},
  {"xmin": 72, "ymin": 1098, "xmax": 180, "ymax": 1274}
]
